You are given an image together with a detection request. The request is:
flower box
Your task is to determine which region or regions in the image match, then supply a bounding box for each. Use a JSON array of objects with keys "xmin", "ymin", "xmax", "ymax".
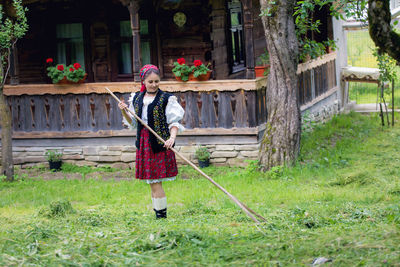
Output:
[
  {"xmin": 191, "ymin": 70, "xmax": 212, "ymax": 81},
  {"xmin": 172, "ymin": 58, "xmax": 211, "ymax": 82}
]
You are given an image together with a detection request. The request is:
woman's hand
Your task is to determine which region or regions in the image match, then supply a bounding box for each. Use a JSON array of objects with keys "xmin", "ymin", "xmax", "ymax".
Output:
[
  {"xmin": 118, "ymin": 101, "xmax": 128, "ymax": 110},
  {"xmin": 164, "ymin": 136, "xmax": 176, "ymax": 149}
]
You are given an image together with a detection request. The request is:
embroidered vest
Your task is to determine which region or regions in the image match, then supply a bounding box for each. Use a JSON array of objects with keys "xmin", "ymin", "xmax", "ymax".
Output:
[{"xmin": 133, "ymin": 89, "xmax": 172, "ymax": 153}]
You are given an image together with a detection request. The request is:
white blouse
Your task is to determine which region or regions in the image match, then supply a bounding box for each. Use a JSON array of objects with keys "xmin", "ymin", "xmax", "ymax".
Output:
[{"xmin": 122, "ymin": 92, "xmax": 185, "ymax": 132}]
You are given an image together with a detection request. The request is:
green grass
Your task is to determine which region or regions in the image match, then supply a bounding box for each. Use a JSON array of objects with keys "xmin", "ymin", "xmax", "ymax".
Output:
[
  {"xmin": 347, "ymin": 30, "xmax": 400, "ymax": 106},
  {"xmin": 1, "ymin": 112, "xmax": 400, "ymax": 266}
]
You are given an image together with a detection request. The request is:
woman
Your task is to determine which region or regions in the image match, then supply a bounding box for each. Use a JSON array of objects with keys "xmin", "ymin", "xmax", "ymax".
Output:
[{"xmin": 119, "ymin": 64, "xmax": 185, "ymax": 219}]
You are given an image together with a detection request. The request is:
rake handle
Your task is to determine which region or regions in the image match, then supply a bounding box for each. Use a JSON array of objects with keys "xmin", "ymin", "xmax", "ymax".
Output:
[{"xmin": 105, "ymin": 87, "xmax": 264, "ymax": 223}]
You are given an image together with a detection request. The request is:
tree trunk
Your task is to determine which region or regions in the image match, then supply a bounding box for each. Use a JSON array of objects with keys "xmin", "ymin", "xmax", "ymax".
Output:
[
  {"xmin": 258, "ymin": 0, "xmax": 301, "ymax": 171},
  {"xmin": 0, "ymin": 53, "xmax": 14, "ymax": 181},
  {"xmin": 368, "ymin": 0, "xmax": 400, "ymax": 62},
  {"xmin": 0, "ymin": 88, "xmax": 14, "ymax": 181}
]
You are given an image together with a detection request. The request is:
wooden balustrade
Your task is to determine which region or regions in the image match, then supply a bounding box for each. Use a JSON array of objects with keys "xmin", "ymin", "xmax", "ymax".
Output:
[
  {"xmin": 3, "ymin": 79, "xmax": 267, "ymax": 137},
  {"xmin": 297, "ymin": 52, "xmax": 337, "ymax": 106}
]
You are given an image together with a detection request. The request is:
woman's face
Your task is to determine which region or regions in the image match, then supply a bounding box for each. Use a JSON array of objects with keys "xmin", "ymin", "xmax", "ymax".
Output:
[{"xmin": 144, "ymin": 72, "xmax": 160, "ymax": 94}]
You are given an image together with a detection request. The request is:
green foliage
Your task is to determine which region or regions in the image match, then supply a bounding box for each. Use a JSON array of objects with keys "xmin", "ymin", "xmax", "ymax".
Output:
[
  {"xmin": 192, "ymin": 62, "xmax": 210, "ymax": 78},
  {"xmin": 46, "ymin": 62, "xmax": 86, "ymax": 83},
  {"xmin": 171, "ymin": 61, "xmax": 192, "ymax": 81},
  {"xmin": 0, "ymin": 0, "xmax": 28, "ymax": 85},
  {"xmin": 293, "ymin": 0, "xmax": 341, "ymax": 61},
  {"xmin": 194, "ymin": 146, "xmax": 210, "ymax": 161},
  {"xmin": 65, "ymin": 65, "xmax": 86, "ymax": 82},
  {"xmin": 45, "ymin": 150, "xmax": 62, "ymax": 162},
  {"xmin": 256, "ymin": 48, "xmax": 270, "ymax": 66},
  {"xmin": 46, "ymin": 64, "xmax": 65, "ymax": 83},
  {"xmin": 373, "ymin": 48, "xmax": 398, "ymax": 84},
  {"xmin": 260, "ymin": 0, "xmax": 368, "ymax": 61}
]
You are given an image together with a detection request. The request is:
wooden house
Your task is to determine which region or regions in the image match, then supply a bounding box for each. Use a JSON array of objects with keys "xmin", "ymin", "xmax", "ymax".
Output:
[{"xmin": 2, "ymin": 0, "xmax": 341, "ymax": 168}]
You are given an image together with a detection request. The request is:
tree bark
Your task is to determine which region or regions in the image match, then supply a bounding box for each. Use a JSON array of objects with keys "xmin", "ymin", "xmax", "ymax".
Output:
[
  {"xmin": 0, "ymin": 55, "xmax": 14, "ymax": 182},
  {"xmin": 368, "ymin": 0, "xmax": 400, "ymax": 62},
  {"xmin": 258, "ymin": 0, "xmax": 301, "ymax": 171}
]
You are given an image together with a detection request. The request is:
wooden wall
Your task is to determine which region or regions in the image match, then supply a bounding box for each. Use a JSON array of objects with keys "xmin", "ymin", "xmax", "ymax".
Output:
[
  {"xmin": 15, "ymin": 0, "xmax": 269, "ymax": 85},
  {"xmin": 157, "ymin": 0, "xmax": 212, "ymax": 79},
  {"xmin": 18, "ymin": 0, "xmax": 129, "ymax": 84}
]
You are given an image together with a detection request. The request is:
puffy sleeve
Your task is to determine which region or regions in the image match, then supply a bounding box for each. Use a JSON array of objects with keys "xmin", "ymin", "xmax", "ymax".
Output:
[
  {"xmin": 122, "ymin": 92, "xmax": 137, "ymax": 130},
  {"xmin": 166, "ymin": 95, "xmax": 185, "ymax": 132}
]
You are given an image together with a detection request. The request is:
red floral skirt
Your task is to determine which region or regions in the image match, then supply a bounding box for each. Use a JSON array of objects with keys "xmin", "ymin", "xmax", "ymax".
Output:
[{"xmin": 135, "ymin": 128, "xmax": 178, "ymax": 181}]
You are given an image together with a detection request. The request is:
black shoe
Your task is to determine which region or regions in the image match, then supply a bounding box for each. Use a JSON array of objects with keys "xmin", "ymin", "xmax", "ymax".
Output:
[{"xmin": 154, "ymin": 208, "xmax": 167, "ymax": 219}]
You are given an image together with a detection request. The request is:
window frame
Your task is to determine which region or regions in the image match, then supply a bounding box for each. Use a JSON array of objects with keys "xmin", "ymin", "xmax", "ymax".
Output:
[{"xmin": 227, "ymin": 0, "xmax": 246, "ymax": 74}]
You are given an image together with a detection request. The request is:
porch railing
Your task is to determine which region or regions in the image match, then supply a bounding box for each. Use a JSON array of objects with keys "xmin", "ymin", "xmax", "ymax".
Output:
[
  {"xmin": 2, "ymin": 52, "xmax": 337, "ymax": 138},
  {"xmin": 297, "ymin": 52, "xmax": 337, "ymax": 106},
  {"xmin": 3, "ymin": 79, "xmax": 267, "ymax": 137}
]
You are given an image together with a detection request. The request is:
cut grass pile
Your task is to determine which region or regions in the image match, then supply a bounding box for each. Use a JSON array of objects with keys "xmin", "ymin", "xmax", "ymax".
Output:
[{"xmin": 1, "ymin": 112, "xmax": 400, "ymax": 266}]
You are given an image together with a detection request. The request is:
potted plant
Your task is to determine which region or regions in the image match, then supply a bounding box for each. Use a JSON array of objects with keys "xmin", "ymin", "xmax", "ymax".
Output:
[
  {"xmin": 45, "ymin": 149, "xmax": 63, "ymax": 171},
  {"xmin": 191, "ymin": 60, "xmax": 212, "ymax": 81},
  {"xmin": 172, "ymin": 58, "xmax": 192, "ymax": 82},
  {"xmin": 195, "ymin": 146, "xmax": 210, "ymax": 168},
  {"xmin": 46, "ymin": 58, "xmax": 87, "ymax": 84},
  {"xmin": 255, "ymin": 49, "xmax": 270, "ymax": 77}
]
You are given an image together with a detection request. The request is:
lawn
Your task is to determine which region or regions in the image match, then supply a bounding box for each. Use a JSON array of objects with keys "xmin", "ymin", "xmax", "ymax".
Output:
[
  {"xmin": 1, "ymin": 112, "xmax": 400, "ymax": 266},
  {"xmin": 347, "ymin": 29, "xmax": 400, "ymax": 106}
]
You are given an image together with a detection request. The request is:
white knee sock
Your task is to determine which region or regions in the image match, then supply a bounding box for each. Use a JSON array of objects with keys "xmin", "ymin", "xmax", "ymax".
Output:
[{"xmin": 152, "ymin": 197, "xmax": 167, "ymax": 210}]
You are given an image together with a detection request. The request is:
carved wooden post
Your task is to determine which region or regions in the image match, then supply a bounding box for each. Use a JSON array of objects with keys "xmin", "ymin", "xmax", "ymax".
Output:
[
  {"xmin": 211, "ymin": 0, "xmax": 230, "ymax": 79},
  {"xmin": 242, "ymin": 0, "xmax": 255, "ymax": 79},
  {"xmin": 9, "ymin": 47, "xmax": 19, "ymax": 85},
  {"xmin": 121, "ymin": 0, "xmax": 141, "ymax": 81}
]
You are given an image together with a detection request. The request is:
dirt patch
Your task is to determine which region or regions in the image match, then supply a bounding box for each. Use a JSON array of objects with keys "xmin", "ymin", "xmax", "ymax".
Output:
[{"xmin": 15, "ymin": 168, "xmax": 133, "ymax": 181}]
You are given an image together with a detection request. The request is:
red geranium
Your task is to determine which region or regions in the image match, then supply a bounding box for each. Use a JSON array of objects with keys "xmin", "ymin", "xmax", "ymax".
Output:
[
  {"xmin": 192, "ymin": 59, "xmax": 211, "ymax": 78},
  {"xmin": 177, "ymin": 58, "xmax": 186, "ymax": 65},
  {"xmin": 69, "ymin": 67, "xmax": 74, "ymax": 72},
  {"xmin": 57, "ymin": 64, "xmax": 64, "ymax": 71},
  {"xmin": 73, "ymin": 63, "xmax": 81, "ymax": 69},
  {"xmin": 46, "ymin": 58, "xmax": 53, "ymax": 64},
  {"xmin": 194, "ymin": 60, "xmax": 202, "ymax": 67}
]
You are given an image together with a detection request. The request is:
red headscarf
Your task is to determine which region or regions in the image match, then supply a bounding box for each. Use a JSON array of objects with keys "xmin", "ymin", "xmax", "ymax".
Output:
[{"xmin": 139, "ymin": 64, "xmax": 160, "ymax": 92}]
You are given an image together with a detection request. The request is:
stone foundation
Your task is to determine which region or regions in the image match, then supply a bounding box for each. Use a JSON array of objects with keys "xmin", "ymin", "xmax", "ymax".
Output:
[
  {"xmin": 301, "ymin": 89, "xmax": 340, "ymax": 125},
  {"xmin": 7, "ymin": 143, "xmax": 260, "ymax": 169}
]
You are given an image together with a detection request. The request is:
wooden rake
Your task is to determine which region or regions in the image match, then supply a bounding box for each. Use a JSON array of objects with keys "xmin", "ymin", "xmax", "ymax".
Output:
[{"xmin": 105, "ymin": 87, "xmax": 266, "ymax": 224}]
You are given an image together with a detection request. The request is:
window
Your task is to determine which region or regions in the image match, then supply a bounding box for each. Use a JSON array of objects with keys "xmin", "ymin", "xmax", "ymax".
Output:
[
  {"xmin": 228, "ymin": 0, "xmax": 245, "ymax": 73},
  {"xmin": 119, "ymin": 20, "xmax": 151, "ymax": 74},
  {"xmin": 56, "ymin": 23, "xmax": 85, "ymax": 68}
]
